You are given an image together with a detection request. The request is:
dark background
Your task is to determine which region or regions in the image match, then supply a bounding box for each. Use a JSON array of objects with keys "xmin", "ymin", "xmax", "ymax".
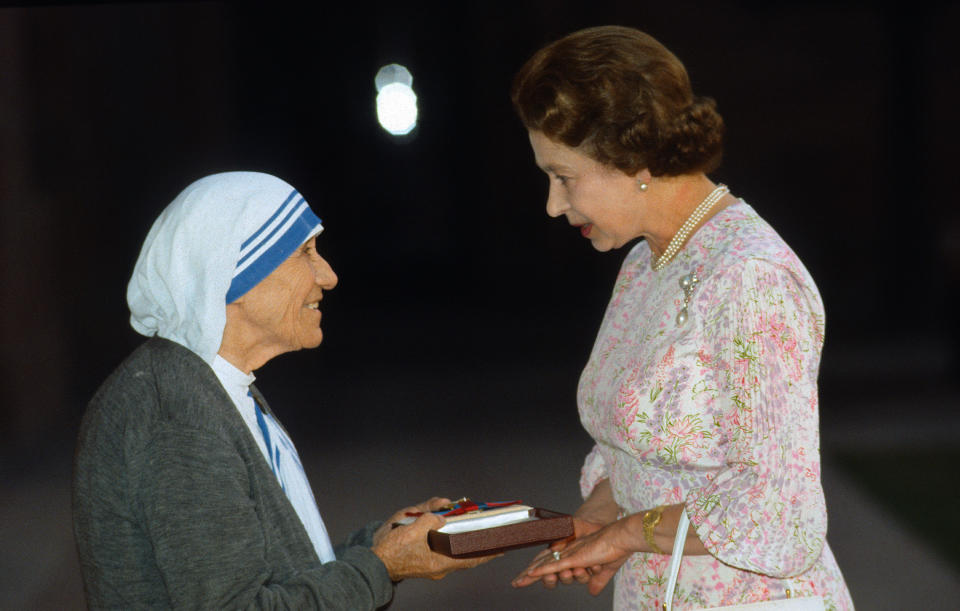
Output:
[{"xmin": 2, "ymin": 1, "xmax": 959, "ymax": 608}]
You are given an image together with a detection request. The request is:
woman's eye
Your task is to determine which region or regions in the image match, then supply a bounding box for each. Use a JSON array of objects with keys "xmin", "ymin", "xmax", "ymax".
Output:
[{"xmin": 555, "ymin": 175, "xmax": 569, "ymax": 186}]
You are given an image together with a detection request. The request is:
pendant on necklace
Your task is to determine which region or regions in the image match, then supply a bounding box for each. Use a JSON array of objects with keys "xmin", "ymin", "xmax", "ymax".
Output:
[{"xmin": 676, "ymin": 272, "xmax": 699, "ymax": 326}]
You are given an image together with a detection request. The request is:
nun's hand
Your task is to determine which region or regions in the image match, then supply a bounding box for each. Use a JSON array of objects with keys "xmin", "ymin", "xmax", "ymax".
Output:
[
  {"xmin": 371, "ymin": 510, "xmax": 500, "ymax": 581},
  {"xmin": 372, "ymin": 497, "xmax": 452, "ymax": 547}
]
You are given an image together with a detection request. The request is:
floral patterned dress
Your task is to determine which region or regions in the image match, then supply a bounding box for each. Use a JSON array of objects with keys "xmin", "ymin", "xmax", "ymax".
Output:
[{"xmin": 578, "ymin": 201, "xmax": 853, "ymax": 610}]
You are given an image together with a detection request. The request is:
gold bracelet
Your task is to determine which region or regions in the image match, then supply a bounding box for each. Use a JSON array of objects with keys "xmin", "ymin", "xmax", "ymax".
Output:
[{"xmin": 642, "ymin": 506, "xmax": 665, "ymax": 554}]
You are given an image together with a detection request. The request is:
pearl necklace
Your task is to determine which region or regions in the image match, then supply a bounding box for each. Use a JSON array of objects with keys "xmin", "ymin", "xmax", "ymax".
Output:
[{"xmin": 651, "ymin": 184, "xmax": 729, "ymax": 271}]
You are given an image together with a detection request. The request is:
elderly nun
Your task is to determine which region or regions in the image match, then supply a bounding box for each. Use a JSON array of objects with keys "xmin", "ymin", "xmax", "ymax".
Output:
[{"xmin": 73, "ymin": 172, "xmax": 489, "ymax": 609}]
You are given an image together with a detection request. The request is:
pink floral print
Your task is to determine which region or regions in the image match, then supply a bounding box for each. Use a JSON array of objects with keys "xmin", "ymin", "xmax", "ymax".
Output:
[{"xmin": 577, "ymin": 202, "xmax": 853, "ymax": 610}]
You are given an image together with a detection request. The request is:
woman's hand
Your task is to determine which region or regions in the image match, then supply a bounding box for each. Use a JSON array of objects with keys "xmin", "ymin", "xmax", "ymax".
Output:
[
  {"xmin": 512, "ymin": 478, "xmax": 623, "ymax": 593},
  {"xmin": 513, "ymin": 500, "xmax": 710, "ymax": 594},
  {"xmin": 511, "ymin": 517, "xmax": 607, "ymax": 589},
  {"xmin": 574, "ymin": 479, "xmax": 620, "ymax": 526},
  {"xmin": 512, "ymin": 518, "xmax": 634, "ymax": 596},
  {"xmin": 371, "ymin": 497, "xmax": 500, "ymax": 581}
]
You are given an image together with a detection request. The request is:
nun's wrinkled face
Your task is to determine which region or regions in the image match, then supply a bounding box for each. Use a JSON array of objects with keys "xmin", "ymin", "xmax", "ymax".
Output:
[{"xmin": 229, "ymin": 237, "xmax": 338, "ymax": 356}]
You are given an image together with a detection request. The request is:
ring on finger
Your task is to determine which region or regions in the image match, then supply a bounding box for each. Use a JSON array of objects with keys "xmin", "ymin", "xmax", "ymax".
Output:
[{"xmin": 552, "ymin": 550, "xmax": 562, "ymax": 561}]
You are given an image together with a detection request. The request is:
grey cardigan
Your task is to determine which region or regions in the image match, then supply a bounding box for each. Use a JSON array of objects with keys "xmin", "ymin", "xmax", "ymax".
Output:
[{"xmin": 73, "ymin": 337, "xmax": 394, "ymax": 609}]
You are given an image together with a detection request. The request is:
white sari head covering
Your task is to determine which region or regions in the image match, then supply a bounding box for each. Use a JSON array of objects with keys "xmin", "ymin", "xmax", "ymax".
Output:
[{"xmin": 127, "ymin": 172, "xmax": 323, "ymax": 364}]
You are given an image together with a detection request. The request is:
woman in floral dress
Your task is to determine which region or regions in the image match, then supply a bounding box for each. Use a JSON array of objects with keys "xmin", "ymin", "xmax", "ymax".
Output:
[{"xmin": 509, "ymin": 26, "xmax": 853, "ymax": 610}]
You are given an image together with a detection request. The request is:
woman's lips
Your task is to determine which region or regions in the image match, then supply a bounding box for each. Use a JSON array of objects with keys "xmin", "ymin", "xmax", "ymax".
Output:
[{"xmin": 580, "ymin": 223, "xmax": 593, "ymax": 238}]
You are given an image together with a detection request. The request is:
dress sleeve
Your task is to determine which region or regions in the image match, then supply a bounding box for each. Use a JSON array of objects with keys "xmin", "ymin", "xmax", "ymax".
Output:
[
  {"xmin": 684, "ymin": 258, "xmax": 827, "ymax": 578},
  {"xmin": 580, "ymin": 443, "xmax": 609, "ymax": 499},
  {"xmin": 132, "ymin": 427, "xmax": 394, "ymax": 610}
]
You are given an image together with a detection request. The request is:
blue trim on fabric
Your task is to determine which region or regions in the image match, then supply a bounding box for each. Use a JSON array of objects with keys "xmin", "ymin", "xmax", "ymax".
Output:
[
  {"xmin": 236, "ymin": 198, "xmax": 304, "ymax": 270},
  {"xmin": 277, "ymin": 434, "xmax": 304, "ymax": 468},
  {"xmin": 225, "ymin": 205, "xmax": 322, "ymax": 303},
  {"xmin": 253, "ymin": 400, "xmax": 277, "ymax": 479},
  {"xmin": 274, "ymin": 447, "xmax": 285, "ymax": 492},
  {"xmin": 240, "ymin": 189, "xmax": 298, "ymax": 251}
]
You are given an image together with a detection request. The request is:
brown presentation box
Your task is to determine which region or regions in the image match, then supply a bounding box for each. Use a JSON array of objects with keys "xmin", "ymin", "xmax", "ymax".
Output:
[{"xmin": 428, "ymin": 508, "xmax": 574, "ymax": 558}]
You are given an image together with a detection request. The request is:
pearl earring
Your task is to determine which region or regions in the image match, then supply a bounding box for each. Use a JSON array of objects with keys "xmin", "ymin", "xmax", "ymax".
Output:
[{"xmin": 638, "ymin": 181, "xmax": 649, "ymax": 191}]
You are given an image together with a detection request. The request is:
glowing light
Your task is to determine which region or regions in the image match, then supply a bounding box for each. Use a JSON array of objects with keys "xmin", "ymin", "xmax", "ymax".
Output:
[{"xmin": 375, "ymin": 64, "xmax": 418, "ymax": 136}]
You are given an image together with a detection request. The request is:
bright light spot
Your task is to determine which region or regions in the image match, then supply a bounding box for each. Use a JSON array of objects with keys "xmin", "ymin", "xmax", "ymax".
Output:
[
  {"xmin": 375, "ymin": 64, "xmax": 418, "ymax": 136},
  {"xmin": 377, "ymin": 83, "xmax": 417, "ymax": 135},
  {"xmin": 375, "ymin": 64, "xmax": 413, "ymax": 91}
]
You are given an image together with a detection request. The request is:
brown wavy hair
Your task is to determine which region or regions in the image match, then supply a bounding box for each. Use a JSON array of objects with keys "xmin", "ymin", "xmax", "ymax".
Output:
[{"xmin": 511, "ymin": 26, "xmax": 724, "ymax": 177}]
